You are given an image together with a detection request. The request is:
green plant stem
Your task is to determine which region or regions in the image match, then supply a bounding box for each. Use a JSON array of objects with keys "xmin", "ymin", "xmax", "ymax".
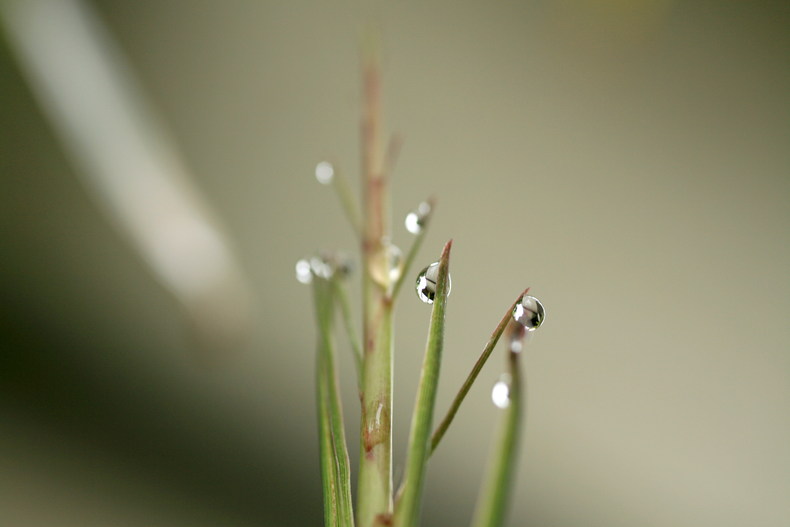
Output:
[
  {"xmin": 357, "ymin": 55, "xmax": 394, "ymax": 527},
  {"xmin": 394, "ymin": 240, "xmax": 453, "ymax": 527},
  {"xmin": 314, "ymin": 279, "xmax": 355, "ymax": 527},
  {"xmin": 430, "ymin": 289, "xmax": 529, "ymax": 455},
  {"xmin": 470, "ymin": 343, "xmax": 524, "ymax": 527}
]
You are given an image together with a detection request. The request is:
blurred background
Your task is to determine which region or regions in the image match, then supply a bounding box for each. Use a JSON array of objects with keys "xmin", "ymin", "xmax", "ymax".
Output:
[{"xmin": 1, "ymin": 0, "xmax": 788, "ymax": 526}]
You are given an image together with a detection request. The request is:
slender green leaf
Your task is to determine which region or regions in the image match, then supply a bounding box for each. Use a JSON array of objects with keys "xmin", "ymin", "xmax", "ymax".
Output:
[
  {"xmin": 313, "ymin": 278, "xmax": 355, "ymax": 527},
  {"xmin": 430, "ymin": 289, "xmax": 529, "ymax": 455},
  {"xmin": 317, "ymin": 351, "xmax": 339, "ymax": 527},
  {"xmin": 329, "ymin": 163, "xmax": 363, "ymax": 237},
  {"xmin": 332, "ymin": 279, "xmax": 363, "ymax": 390},
  {"xmin": 470, "ymin": 336, "xmax": 525, "ymax": 527},
  {"xmin": 394, "ymin": 240, "xmax": 453, "ymax": 527}
]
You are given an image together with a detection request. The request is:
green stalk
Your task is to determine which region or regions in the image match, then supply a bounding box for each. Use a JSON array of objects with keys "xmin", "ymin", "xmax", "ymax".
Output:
[
  {"xmin": 394, "ymin": 240, "xmax": 453, "ymax": 527},
  {"xmin": 357, "ymin": 54, "xmax": 394, "ymax": 527},
  {"xmin": 314, "ymin": 278, "xmax": 355, "ymax": 527},
  {"xmin": 470, "ymin": 332, "xmax": 524, "ymax": 527},
  {"xmin": 430, "ymin": 289, "xmax": 529, "ymax": 455}
]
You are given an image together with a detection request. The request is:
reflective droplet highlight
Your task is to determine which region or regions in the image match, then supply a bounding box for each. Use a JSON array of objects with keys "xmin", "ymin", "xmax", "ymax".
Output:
[
  {"xmin": 491, "ymin": 374, "xmax": 512, "ymax": 409},
  {"xmin": 315, "ymin": 161, "xmax": 334, "ymax": 185},
  {"xmin": 297, "ymin": 251, "xmax": 353, "ymax": 284},
  {"xmin": 369, "ymin": 241, "xmax": 403, "ymax": 287},
  {"xmin": 295, "ymin": 259, "xmax": 312, "ymax": 284},
  {"xmin": 415, "ymin": 261, "xmax": 451, "ymax": 304},
  {"xmin": 513, "ymin": 295, "xmax": 545, "ymax": 331},
  {"xmin": 310, "ymin": 256, "xmax": 333, "ymax": 279},
  {"xmin": 405, "ymin": 201, "xmax": 432, "ymax": 235}
]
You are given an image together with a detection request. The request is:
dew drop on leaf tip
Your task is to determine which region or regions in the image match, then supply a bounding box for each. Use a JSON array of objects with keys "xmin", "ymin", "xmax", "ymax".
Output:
[
  {"xmin": 512, "ymin": 295, "xmax": 545, "ymax": 332},
  {"xmin": 404, "ymin": 201, "xmax": 431, "ymax": 235},
  {"xmin": 415, "ymin": 261, "xmax": 451, "ymax": 304}
]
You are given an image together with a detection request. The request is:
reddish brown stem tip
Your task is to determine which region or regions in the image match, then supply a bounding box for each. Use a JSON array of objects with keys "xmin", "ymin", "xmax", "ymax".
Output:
[{"xmin": 441, "ymin": 239, "xmax": 453, "ymax": 260}]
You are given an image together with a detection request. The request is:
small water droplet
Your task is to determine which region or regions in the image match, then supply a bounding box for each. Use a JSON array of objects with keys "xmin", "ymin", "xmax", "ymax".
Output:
[
  {"xmin": 491, "ymin": 374, "xmax": 512, "ymax": 409},
  {"xmin": 334, "ymin": 251, "xmax": 354, "ymax": 278},
  {"xmin": 295, "ymin": 259, "xmax": 312, "ymax": 284},
  {"xmin": 369, "ymin": 241, "xmax": 403, "ymax": 287},
  {"xmin": 415, "ymin": 261, "xmax": 452, "ymax": 304},
  {"xmin": 310, "ymin": 256, "xmax": 333, "ymax": 279},
  {"xmin": 404, "ymin": 201, "xmax": 432, "ymax": 235},
  {"xmin": 513, "ymin": 295, "xmax": 545, "ymax": 331},
  {"xmin": 315, "ymin": 161, "xmax": 334, "ymax": 185}
]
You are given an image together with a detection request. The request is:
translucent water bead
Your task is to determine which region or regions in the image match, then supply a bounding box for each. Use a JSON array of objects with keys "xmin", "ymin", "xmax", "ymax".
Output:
[
  {"xmin": 315, "ymin": 161, "xmax": 334, "ymax": 185},
  {"xmin": 512, "ymin": 295, "xmax": 545, "ymax": 331},
  {"xmin": 295, "ymin": 259, "xmax": 312, "ymax": 284},
  {"xmin": 405, "ymin": 201, "xmax": 432, "ymax": 235},
  {"xmin": 369, "ymin": 241, "xmax": 403, "ymax": 287},
  {"xmin": 295, "ymin": 252, "xmax": 353, "ymax": 284},
  {"xmin": 415, "ymin": 262, "xmax": 452, "ymax": 304},
  {"xmin": 491, "ymin": 374, "xmax": 512, "ymax": 409}
]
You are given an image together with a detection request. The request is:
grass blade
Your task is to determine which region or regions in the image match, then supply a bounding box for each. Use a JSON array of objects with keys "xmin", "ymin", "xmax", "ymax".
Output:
[
  {"xmin": 394, "ymin": 240, "xmax": 453, "ymax": 527},
  {"xmin": 470, "ymin": 330, "xmax": 525, "ymax": 527},
  {"xmin": 332, "ymin": 279, "xmax": 363, "ymax": 390},
  {"xmin": 430, "ymin": 289, "xmax": 529, "ymax": 455},
  {"xmin": 330, "ymin": 163, "xmax": 363, "ymax": 237},
  {"xmin": 314, "ymin": 278, "xmax": 355, "ymax": 527},
  {"xmin": 317, "ymin": 351, "xmax": 339, "ymax": 527}
]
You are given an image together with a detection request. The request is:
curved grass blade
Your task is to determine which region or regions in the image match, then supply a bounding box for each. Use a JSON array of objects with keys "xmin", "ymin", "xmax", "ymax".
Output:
[
  {"xmin": 470, "ymin": 333, "xmax": 525, "ymax": 527},
  {"xmin": 430, "ymin": 288, "xmax": 529, "ymax": 455},
  {"xmin": 393, "ymin": 240, "xmax": 453, "ymax": 527}
]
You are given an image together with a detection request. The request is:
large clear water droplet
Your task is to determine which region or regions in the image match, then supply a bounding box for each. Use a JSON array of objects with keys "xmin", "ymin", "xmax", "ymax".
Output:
[
  {"xmin": 415, "ymin": 261, "xmax": 452, "ymax": 304},
  {"xmin": 405, "ymin": 201, "xmax": 432, "ymax": 235},
  {"xmin": 295, "ymin": 258, "xmax": 312, "ymax": 284},
  {"xmin": 513, "ymin": 295, "xmax": 545, "ymax": 331},
  {"xmin": 491, "ymin": 374, "xmax": 512, "ymax": 409},
  {"xmin": 315, "ymin": 161, "xmax": 334, "ymax": 185},
  {"xmin": 369, "ymin": 241, "xmax": 403, "ymax": 287}
]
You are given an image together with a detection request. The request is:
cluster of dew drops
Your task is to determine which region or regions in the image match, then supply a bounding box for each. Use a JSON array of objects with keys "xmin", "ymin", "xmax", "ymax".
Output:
[{"xmin": 298, "ymin": 162, "xmax": 545, "ymax": 409}]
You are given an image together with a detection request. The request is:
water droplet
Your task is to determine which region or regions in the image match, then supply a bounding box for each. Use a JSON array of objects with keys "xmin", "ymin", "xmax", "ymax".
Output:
[
  {"xmin": 334, "ymin": 251, "xmax": 354, "ymax": 278},
  {"xmin": 491, "ymin": 374, "xmax": 512, "ymax": 409},
  {"xmin": 310, "ymin": 256, "xmax": 333, "ymax": 279},
  {"xmin": 315, "ymin": 161, "xmax": 334, "ymax": 185},
  {"xmin": 415, "ymin": 261, "xmax": 452, "ymax": 304},
  {"xmin": 295, "ymin": 259, "xmax": 312, "ymax": 284},
  {"xmin": 404, "ymin": 201, "xmax": 432, "ymax": 235},
  {"xmin": 369, "ymin": 241, "xmax": 403, "ymax": 287},
  {"xmin": 513, "ymin": 295, "xmax": 545, "ymax": 331}
]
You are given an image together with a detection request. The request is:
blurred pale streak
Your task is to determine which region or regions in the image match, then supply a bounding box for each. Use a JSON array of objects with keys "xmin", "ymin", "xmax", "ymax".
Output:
[{"xmin": 1, "ymin": 0, "xmax": 251, "ymax": 342}]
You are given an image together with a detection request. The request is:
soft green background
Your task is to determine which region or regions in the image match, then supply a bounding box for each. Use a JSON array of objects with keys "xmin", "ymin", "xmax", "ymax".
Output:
[{"xmin": 1, "ymin": 1, "xmax": 788, "ymax": 526}]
